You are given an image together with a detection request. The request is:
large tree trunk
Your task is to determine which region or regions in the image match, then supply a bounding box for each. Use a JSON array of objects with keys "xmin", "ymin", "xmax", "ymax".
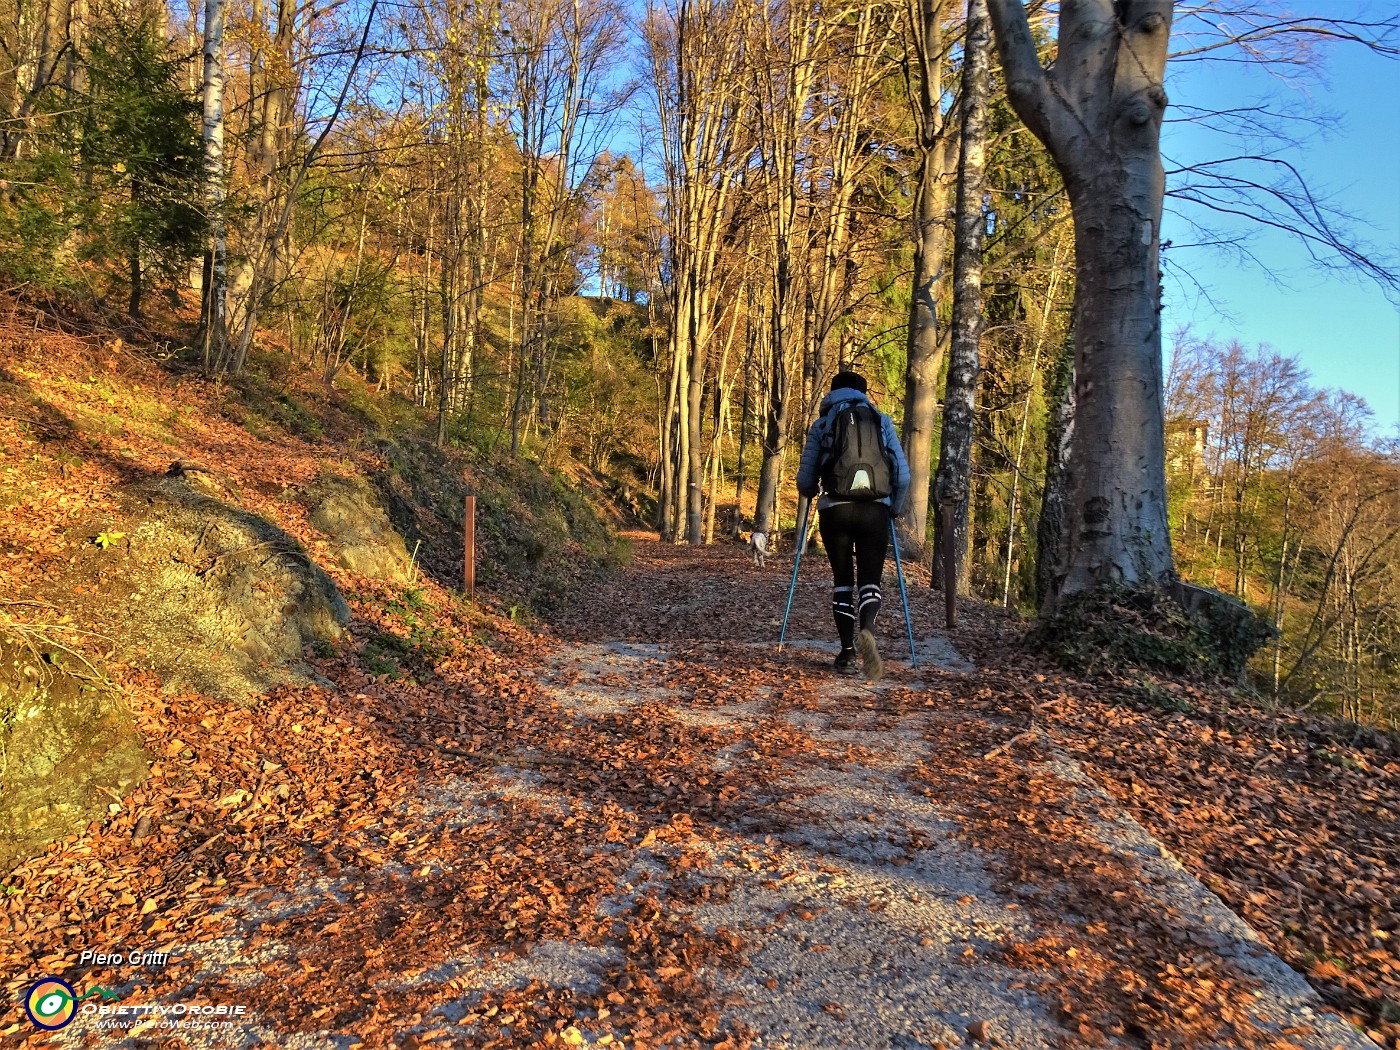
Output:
[
  {"xmin": 987, "ymin": 0, "xmax": 1175, "ymax": 611},
  {"xmin": 1058, "ymin": 177, "xmax": 1173, "ymax": 596},
  {"xmin": 898, "ymin": 0, "xmax": 952, "ymax": 557},
  {"xmin": 931, "ymin": 0, "xmax": 990, "ymax": 594}
]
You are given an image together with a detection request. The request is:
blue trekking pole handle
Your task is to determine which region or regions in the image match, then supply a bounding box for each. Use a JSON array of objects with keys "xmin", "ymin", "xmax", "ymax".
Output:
[
  {"xmin": 890, "ymin": 518, "xmax": 918, "ymax": 668},
  {"xmin": 778, "ymin": 499, "xmax": 811, "ymax": 652}
]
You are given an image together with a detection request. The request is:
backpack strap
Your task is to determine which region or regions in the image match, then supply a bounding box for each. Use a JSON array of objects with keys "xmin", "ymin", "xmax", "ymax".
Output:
[
  {"xmin": 817, "ymin": 401, "xmax": 843, "ymax": 457},
  {"xmin": 819, "ymin": 398, "xmax": 861, "ymax": 448}
]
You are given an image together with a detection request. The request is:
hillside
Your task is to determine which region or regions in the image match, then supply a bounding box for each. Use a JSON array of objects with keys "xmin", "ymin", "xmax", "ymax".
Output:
[
  {"xmin": 0, "ymin": 296, "xmax": 1396, "ymax": 1048},
  {"xmin": 0, "ymin": 290, "xmax": 627, "ymax": 869}
]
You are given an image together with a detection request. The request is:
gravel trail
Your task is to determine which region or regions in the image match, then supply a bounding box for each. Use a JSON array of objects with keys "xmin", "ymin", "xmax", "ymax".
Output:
[{"xmin": 32, "ymin": 537, "xmax": 1373, "ymax": 1050}]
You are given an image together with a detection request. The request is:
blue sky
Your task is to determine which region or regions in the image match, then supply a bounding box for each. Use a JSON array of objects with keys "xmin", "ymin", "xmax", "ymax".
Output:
[{"xmin": 1159, "ymin": 6, "xmax": 1400, "ymax": 435}]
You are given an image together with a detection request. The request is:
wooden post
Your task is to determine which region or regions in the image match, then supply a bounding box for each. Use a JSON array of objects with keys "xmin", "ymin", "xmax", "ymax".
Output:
[
  {"xmin": 463, "ymin": 495, "xmax": 476, "ymax": 600},
  {"xmin": 941, "ymin": 503, "xmax": 957, "ymax": 628}
]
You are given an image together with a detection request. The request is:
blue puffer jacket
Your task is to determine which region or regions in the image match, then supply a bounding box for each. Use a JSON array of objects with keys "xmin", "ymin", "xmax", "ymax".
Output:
[{"xmin": 795, "ymin": 387, "xmax": 910, "ymax": 514}]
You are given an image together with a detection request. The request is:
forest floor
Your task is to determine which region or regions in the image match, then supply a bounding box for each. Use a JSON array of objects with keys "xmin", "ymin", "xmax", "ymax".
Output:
[
  {"xmin": 0, "ymin": 301, "xmax": 1395, "ymax": 1049},
  {"xmin": 5, "ymin": 526, "xmax": 1397, "ymax": 1049}
]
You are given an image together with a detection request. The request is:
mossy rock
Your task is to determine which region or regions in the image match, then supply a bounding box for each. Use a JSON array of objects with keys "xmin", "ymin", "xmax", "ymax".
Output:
[
  {"xmin": 89, "ymin": 476, "xmax": 351, "ymax": 702},
  {"xmin": 0, "ymin": 635, "xmax": 147, "ymax": 875},
  {"xmin": 306, "ymin": 472, "xmax": 414, "ymax": 583}
]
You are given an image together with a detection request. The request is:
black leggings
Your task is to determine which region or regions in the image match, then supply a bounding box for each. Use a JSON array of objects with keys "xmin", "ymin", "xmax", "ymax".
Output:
[{"xmin": 818, "ymin": 502, "xmax": 889, "ymax": 645}]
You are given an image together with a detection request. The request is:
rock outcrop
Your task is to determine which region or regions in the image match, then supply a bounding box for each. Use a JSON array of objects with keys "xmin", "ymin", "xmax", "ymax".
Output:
[
  {"xmin": 110, "ymin": 475, "xmax": 351, "ymax": 701},
  {"xmin": 0, "ymin": 635, "xmax": 147, "ymax": 874},
  {"xmin": 306, "ymin": 472, "xmax": 415, "ymax": 584}
]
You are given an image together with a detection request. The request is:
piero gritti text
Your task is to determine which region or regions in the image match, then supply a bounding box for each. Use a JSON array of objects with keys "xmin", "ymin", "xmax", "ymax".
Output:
[{"xmin": 78, "ymin": 949, "xmax": 171, "ymax": 967}]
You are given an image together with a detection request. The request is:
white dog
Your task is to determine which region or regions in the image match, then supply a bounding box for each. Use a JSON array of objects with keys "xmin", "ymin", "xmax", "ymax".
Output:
[{"xmin": 748, "ymin": 531, "xmax": 772, "ymax": 568}]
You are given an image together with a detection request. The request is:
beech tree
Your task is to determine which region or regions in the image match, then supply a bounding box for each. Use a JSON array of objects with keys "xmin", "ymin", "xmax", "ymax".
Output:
[{"xmin": 986, "ymin": 0, "xmax": 1176, "ymax": 607}]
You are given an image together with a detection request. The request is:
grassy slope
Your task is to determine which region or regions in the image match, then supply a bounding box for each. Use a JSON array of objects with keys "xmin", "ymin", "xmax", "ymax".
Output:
[{"xmin": 0, "ymin": 291, "xmax": 626, "ymax": 623}]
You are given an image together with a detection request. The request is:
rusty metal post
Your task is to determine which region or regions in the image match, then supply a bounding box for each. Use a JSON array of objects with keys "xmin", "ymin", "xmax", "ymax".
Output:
[
  {"xmin": 463, "ymin": 495, "xmax": 476, "ymax": 599},
  {"xmin": 941, "ymin": 503, "xmax": 957, "ymax": 628}
]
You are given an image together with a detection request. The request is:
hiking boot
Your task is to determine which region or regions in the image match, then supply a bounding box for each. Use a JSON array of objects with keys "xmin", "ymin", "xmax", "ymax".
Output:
[
  {"xmin": 856, "ymin": 628, "xmax": 883, "ymax": 681},
  {"xmin": 834, "ymin": 648, "xmax": 860, "ymax": 676}
]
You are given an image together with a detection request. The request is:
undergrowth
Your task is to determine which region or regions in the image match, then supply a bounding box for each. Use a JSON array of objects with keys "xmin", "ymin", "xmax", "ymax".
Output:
[{"xmin": 1031, "ymin": 581, "xmax": 1276, "ymax": 681}]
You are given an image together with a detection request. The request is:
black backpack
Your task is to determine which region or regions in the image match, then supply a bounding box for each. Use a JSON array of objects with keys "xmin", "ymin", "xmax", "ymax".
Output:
[{"xmin": 820, "ymin": 401, "xmax": 892, "ymax": 500}]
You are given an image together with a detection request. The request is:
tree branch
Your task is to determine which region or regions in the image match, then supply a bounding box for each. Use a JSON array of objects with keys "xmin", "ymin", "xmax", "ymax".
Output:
[{"xmin": 985, "ymin": 0, "xmax": 1059, "ymax": 149}]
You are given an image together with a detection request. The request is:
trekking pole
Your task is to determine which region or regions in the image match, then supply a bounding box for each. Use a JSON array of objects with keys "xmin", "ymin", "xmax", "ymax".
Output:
[
  {"xmin": 778, "ymin": 499, "xmax": 812, "ymax": 652},
  {"xmin": 890, "ymin": 519, "xmax": 918, "ymax": 668}
]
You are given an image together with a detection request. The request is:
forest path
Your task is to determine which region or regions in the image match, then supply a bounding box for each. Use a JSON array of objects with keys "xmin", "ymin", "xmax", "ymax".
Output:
[
  {"xmin": 16, "ymin": 536, "xmax": 1369, "ymax": 1050},
  {"xmin": 532, "ymin": 535, "xmax": 1369, "ymax": 1050}
]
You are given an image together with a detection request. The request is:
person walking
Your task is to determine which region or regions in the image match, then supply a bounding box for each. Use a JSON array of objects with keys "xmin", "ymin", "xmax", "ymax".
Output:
[{"xmin": 795, "ymin": 370, "xmax": 910, "ymax": 679}]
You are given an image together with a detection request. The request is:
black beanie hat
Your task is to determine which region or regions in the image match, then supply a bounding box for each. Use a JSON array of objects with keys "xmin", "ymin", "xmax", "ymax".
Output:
[{"xmin": 830, "ymin": 370, "xmax": 868, "ymax": 394}]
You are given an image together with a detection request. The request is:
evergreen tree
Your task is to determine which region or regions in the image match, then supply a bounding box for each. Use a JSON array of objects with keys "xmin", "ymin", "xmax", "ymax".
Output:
[{"xmin": 77, "ymin": 15, "xmax": 204, "ymax": 316}]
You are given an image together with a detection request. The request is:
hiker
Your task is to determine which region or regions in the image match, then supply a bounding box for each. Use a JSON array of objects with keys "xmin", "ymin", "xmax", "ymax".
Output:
[{"xmin": 795, "ymin": 370, "xmax": 910, "ymax": 679}]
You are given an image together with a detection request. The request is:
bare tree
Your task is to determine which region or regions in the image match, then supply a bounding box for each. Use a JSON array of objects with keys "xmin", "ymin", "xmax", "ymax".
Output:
[
  {"xmin": 931, "ymin": 0, "xmax": 991, "ymax": 593},
  {"xmin": 413, "ymin": 0, "xmax": 505, "ymax": 445},
  {"xmin": 1000, "ymin": 229, "xmax": 1071, "ymax": 607},
  {"xmin": 804, "ymin": 5, "xmax": 903, "ymax": 392},
  {"xmin": 645, "ymin": 0, "xmax": 752, "ymax": 542},
  {"xmin": 506, "ymin": 0, "xmax": 627, "ymax": 452},
  {"xmin": 1280, "ymin": 435, "xmax": 1400, "ymax": 712},
  {"xmin": 747, "ymin": 0, "xmax": 826, "ymax": 539},
  {"xmin": 0, "ymin": 0, "xmax": 71, "ymax": 159},
  {"xmin": 898, "ymin": 0, "xmax": 957, "ymax": 554},
  {"xmin": 1163, "ymin": 4, "xmax": 1400, "ymax": 297}
]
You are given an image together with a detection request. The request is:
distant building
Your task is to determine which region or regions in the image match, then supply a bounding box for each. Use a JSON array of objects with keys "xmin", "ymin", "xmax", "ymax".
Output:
[{"xmin": 1167, "ymin": 418, "xmax": 1210, "ymax": 481}]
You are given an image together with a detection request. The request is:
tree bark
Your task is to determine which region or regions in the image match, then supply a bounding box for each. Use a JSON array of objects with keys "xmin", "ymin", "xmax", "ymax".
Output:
[
  {"xmin": 198, "ymin": 0, "xmax": 227, "ymax": 372},
  {"xmin": 931, "ymin": 0, "xmax": 991, "ymax": 594},
  {"xmin": 987, "ymin": 0, "xmax": 1176, "ymax": 610},
  {"xmin": 1035, "ymin": 325, "xmax": 1075, "ymax": 608},
  {"xmin": 898, "ymin": 0, "xmax": 953, "ymax": 557}
]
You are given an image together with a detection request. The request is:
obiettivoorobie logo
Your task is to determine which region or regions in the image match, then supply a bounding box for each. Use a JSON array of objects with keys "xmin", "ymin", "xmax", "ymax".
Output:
[{"xmin": 24, "ymin": 977, "xmax": 121, "ymax": 1031}]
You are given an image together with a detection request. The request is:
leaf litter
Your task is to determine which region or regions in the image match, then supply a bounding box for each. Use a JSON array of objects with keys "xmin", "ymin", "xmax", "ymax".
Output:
[{"xmin": 0, "ymin": 327, "xmax": 1396, "ymax": 1049}]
